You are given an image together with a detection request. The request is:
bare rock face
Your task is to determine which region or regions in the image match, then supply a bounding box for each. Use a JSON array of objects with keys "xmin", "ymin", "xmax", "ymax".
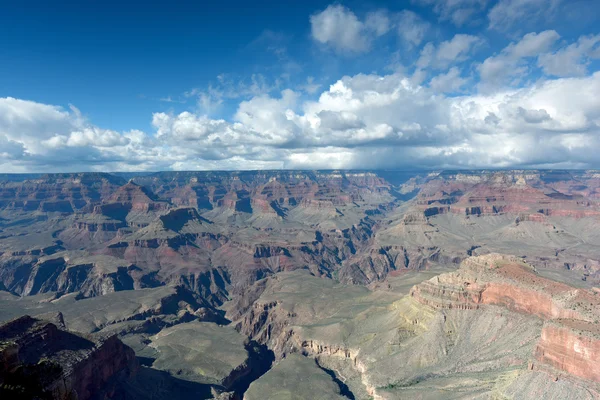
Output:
[
  {"xmin": 0, "ymin": 173, "xmax": 126, "ymax": 212},
  {"xmin": 3, "ymin": 170, "xmax": 600, "ymax": 397},
  {"xmin": 411, "ymin": 170, "xmax": 600, "ymax": 218},
  {"xmin": 0, "ymin": 315, "xmax": 138, "ymax": 400},
  {"xmin": 534, "ymin": 321, "xmax": 600, "ymax": 383},
  {"xmin": 5, "ymin": 169, "xmax": 600, "ymax": 304},
  {"xmin": 18, "ymin": 254, "xmax": 136, "ymax": 298},
  {"xmin": 229, "ymin": 258, "xmax": 600, "ymax": 399},
  {"xmin": 411, "ymin": 254, "xmax": 600, "ymax": 383},
  {"xmin": 97, "ymin": 181, "xmax": 171, "ymax": 229},
  {"xmin": 410, "ymin": 254, "xmax": 599, "ymax": 321}
]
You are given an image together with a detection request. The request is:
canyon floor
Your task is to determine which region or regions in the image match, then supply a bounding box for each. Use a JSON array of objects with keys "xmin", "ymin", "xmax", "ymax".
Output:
[{"xmin": 1, "ymin": 170, "xmax": 599, "ymax": 399}]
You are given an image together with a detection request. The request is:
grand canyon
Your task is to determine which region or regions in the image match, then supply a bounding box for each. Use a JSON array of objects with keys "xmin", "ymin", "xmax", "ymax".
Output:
[
  {"xmin": 0, "ymin": 169, "xmax": 599, "ymax": 399},
  {"xmin": 4, "ymin": 0, "xmax": 600, "ymax": 397}
]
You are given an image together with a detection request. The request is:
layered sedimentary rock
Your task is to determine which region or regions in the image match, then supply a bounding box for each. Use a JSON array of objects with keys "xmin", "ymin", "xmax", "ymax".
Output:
[
  {"xmin": 0, "ymin": 315, "xmax": 138, "ymax": 400},
  {"xmin": 3, "ymin": 169, "xmax": 600, "ymax": 299},
  {"xmin": 410, "ymin": 254, "xmax": 599, "ymax": 321},
  {"xmin": 0, "ymin": 173, "xmax": 126, "ymax": 212},
  {"xmin": 411, "ymin": 254, "xmax": 600, "ymax": 384},
  {"xmin": 534, "ymin": 321, "xmax": 600, "ymax": 383},
  {"xmin": 230, "ymin": 255, "xmax": 600, "ymax": 399},
  {"xmin": 0, "ymin": 169, "xmax": 600, "ymax": 398},
  {"xmin": 407, "ymin": 170, "xmax": 600, "ymax": 219}
]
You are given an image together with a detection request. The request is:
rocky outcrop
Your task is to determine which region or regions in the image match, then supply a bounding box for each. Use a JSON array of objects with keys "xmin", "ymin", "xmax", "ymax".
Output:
[
  {"xmin": 414, "ymin": 171, "xmax": 600, "ymax": 220},
  {"xmin": 534, "ymin": 321, "xmax": 600, "ymax": 383},
  {"xmin": 243, "ymin": 354, "xmax": 347, "ymax": 400},
  {"xmin": 411, "ymin": 254, "xmax": 600, "ymax": 384},
  {"xmin": 0, "ymin": 173, "xmax": 126, "ymax": 212},
  {"xmin": 0, "ymin": 315, "xmax": 138, "ymax": 400},
  {"xmin": 17, "ymin": 255, "xmax": 137, "ymax": 298},
  {"xmin": 5, "ymin": 170, "xmax": 600, "ymax": 398},
  {"xmin": 146, "ymin": 321, "xmax": 273, "ymax": 394},
  {"xmin": 411, "ymin": 254, "xmax": 598, "ymax": 321}
]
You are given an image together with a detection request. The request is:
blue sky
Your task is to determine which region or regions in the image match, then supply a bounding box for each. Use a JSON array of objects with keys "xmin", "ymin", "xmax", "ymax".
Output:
[{"xmin": 1, "ymin": 0, "xmax": 600, "ymax": 171}]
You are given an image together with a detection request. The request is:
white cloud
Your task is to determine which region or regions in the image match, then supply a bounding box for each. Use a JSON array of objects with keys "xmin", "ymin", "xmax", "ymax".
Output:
[
  {"xmin": 365, "ymin": 10, "xmax": 391, "ymax": 37},
  {"xmin": 418, "ymin": 34, "xmax": 483, "ymax": 69},
  {"xmin": 0, "ymin": 97, "xmax": 150, "ymax": 171},
  {"xmin": 163, "ymin": 71, "xmax": 600, "ymax": 169},
  {"xmin": 0, "ymin": 97, "xmax": 73, "ymax": 146},
  {"xmin": 430, "ymin": 67, "xmax": 468, "ymax": 92},
  {"xmin": 416, "ymin": 43, "xmax": 435, "ymax": 69},
  {"xmin": 478, "ymin": 30, "xmax": 560, "ymax": 89},
  {"xmin": 310, "ymin": 6, "xmax": 394, "ymax": 54},
  {"xmin": 488, "ymin": 0, "xmax": 561, "ymax": 31},
  {"xmin": 234, "ymin": 89, "xmax": 300, "ymax": 144},
  {"xmin": 299, "ymin": 77, "xmax": 322, "ymax": 95},
  {"xmin": 538, "ymin": 34, "xmax": 600, "ymax": 77},
  {"xmin": 188, "ymin": 73, "xmax": 281, "ymax": 115},
  {"xmin": 437, "ymin": 34, "xmax": 483, "ymax": 63},
  {"xmin": 42, "ymin": 129, "xmax": 129, "ymax": 149},
  {"xmin": 413, "ymin": 0, "xmax": 489, "ymax": 26},
  {"xmin": 310, "ymin": 5, "xmax": 371, "ymax": 53},
  {"xmin": 507, "ymin": 30, "xmax": 561, "ymax": 58},
  {"xmin": 2, "ymin": 68, "xmax": 600, "ymax": 171},
  {"xmin": 287, "ymin": 148, "xmax": 357, "ymax": 169},
  {"xmin": 397, "ymin": 10, "xmax": 429, "ymax": 48}
]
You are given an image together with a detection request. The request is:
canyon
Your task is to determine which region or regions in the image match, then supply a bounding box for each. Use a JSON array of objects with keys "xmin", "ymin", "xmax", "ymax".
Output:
[{"xmin": 0, "ymin": 169, "xmax": 599, "ymax": 399}]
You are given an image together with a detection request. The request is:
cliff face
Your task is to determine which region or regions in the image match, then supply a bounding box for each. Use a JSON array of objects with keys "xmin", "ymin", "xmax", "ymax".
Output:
[
  {"xmin": 410, "ymin": 254, "xmax": 600, "ymax": 383},
  {"xmin": 0, "ymin": 315, "xmax": 138, "ymax": 400},
  {"xmin": 411, "ymin": 170, "xmax": 600, "ymax": 217},
  {"xmin": 12, "ymin": 254, "xmax": 136, "ymax": 298},
  {"xmin": 410, "ymin": 254, "xmax": 598, "ymax": 321},
  {"xmin": 228, "ymin": 257, "xmax": 600, "ymax": 399},
  {"xmin": 3, "ymin": 170, "xmax": 600, "ymax": 399},
  {"xmin": 3, "ymin": 169, "xmax": 600, "ymax": 303},
  {"xmin": 0, "ymin": 173, "xmax": 126, "ymax": 212},
  {"xmin": 534, "ymin": 322, "xmax": 600, "ymax": 383}
]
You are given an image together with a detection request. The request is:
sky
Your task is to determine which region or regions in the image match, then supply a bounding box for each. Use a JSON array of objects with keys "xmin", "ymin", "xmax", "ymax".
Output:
[{"xmin": 1, "ymin": 0, "xmax": 600, "ymax": 172}]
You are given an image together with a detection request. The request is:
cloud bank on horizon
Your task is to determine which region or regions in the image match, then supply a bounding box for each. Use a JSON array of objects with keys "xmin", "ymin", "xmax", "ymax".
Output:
[{"xmin": 1, "ymin": 0, "xmax": 600, "ymax": 172}]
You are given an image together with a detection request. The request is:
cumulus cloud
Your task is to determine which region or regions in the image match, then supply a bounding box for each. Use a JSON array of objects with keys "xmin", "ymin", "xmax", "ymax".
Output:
[
  {"xmin": 2, "ymin": 69, "xmax": 600, "ymax": 172},
  {"xmin": 538, "ymin": 34, "xmax": 600, "ymax": 77},
  {"xmin": 397, "ymin": 10, "xmax": 430, "ymax": 48},
  {"xmin": 478, "ymin": 30, "xmax": 560, "ymax": 89},
  {"xmin": 5, "ymin": 2, "xmax": 600, "ymax": 173},
  {"xmin": 0, "ymin": 97, "xmax": 152, "ymax": 172},
  {"xmin": 364, "ymin": 10, "xmax": 391, "ymax": 37},
  {"xmin": 310, "ymin": 5, "xmax": 374, "ymax": 53},
  {"xmin": 418, "ymin": 34, "xmax": 483, "ymax": 69},
  {"xmin": 187, "ymin": 73, "xmax": 281, "ymax": 115},
  {"xmin": 310, "ymin": 5, "xmax": 434, "ymax": 55},
  {"xmin": 145, "ymin": 69, "xmax": 600, "ymax": 169},
  {"xmin": 429, "ymin": 67, "xmax": 469, "ymax": 92}
]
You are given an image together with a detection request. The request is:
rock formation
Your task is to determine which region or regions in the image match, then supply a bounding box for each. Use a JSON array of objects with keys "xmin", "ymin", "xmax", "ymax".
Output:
[
  {"xmin": 0, "ymin": 315, "xmax": 138, "ymax": 400},
  {"xmin": 1, "ymin": 170, "xmax": 600, "ymax": 399}
]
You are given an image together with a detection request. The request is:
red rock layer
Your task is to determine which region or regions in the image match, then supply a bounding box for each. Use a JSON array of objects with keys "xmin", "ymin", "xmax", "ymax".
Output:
[
  {"xmin": 411, "ymin": 254, "xmax": 600, "ymax": 383},
  {"xmin": 412, "ymin": 172, "xmax": 600, "ymax": 219},
  {"xmin": 534, "ymin": 323, "xmax": 600, "ymax": 382}
]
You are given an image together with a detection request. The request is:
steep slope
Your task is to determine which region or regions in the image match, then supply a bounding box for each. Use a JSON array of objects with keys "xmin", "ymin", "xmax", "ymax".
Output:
[
  {"xmin": 244, "ymin": 354, "xmax": 347, "ymax": 400},
  {"xmin": 230, "ymin": 255, "xmax": 600, "ymax": 399},
  {"xmin": 0, "ymin": 315, "xmax": 138, "ymax": 400},
  {"xmin": 0, "ymin": 173, "xmax": 126, "ymax": 212}
]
